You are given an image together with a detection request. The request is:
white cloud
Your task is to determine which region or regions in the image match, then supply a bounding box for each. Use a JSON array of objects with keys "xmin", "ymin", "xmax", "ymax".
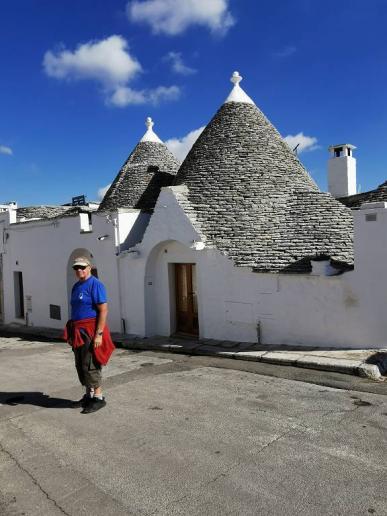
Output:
[
  {"xmin": 0, "ymin": 145, "xmax": 13, "ymax": 156},
  {"xmin": 43, "ymin": 35, "xmax": 179, "ymax": 107},
  {"xmin": 110, "ymin": 85, "xmax": 180, "ymax": 107},
  {"xmin": 164, "ymin": 52, "xmax": 196, "ymax": 75},
  {"xmin": 110, "ymin": 87, "xmax": 147, "ymax": 106},
  {"xmin": 43, "ymin": 35, "xmax": 141, "ymax": 86},
  {"xmin": 127, "ymin": 0, "xmax": 235, "ymax": 36},
  {"xmin": 148, "ymin": 85, "xmax": 181, "ymax": 104},
  {"xmin": 283, "ymin": 132, "xmax": 319, "ymax": 153},
  {"xmin": 165, "ymin": 126, "xmax": 205, "ymax": 161},
  {"xmin": 98, "ymin": 184, "xmax": 111, "ymax": 200},
  {"xmin": 273, "ymin": 45, "xmax": 297, "ymax": 58}
]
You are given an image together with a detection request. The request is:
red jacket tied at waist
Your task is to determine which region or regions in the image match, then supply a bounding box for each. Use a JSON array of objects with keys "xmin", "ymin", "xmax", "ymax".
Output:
[{"xmin": 63, "ymin": 317, "xmax": 115, "ymax": 366}]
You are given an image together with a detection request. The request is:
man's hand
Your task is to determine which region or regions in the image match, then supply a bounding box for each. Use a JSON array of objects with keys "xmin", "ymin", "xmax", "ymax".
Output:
[{"xmin": 94, "ymin": 334, "xmax": 103, "ymax": 348}]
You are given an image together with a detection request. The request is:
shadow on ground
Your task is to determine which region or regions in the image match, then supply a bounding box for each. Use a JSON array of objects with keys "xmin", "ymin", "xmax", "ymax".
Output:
[
  {"xmin": 0, "ymin": 392, "xmax": 74, "ymax": 408},
  {"xmin": 0, "ymin": 331, "xmax": 63, "ymax": 343}
]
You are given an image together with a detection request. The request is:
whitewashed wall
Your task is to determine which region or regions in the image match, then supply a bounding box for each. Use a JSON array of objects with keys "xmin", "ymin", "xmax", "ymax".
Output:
[
  {"xmin": 118, "ymin": 187, "xmax": 387, "ymax": 348},
  {"xmin": 0, "ymin": 210, "xmax": 138, "ymax": 332},
  {"xmin": 351, "ymin": 203, "xmax": 387, "ymax": 346},
  {"xmin": 2, "ymin": 194, "xmax": 387, "ymax": 349}
]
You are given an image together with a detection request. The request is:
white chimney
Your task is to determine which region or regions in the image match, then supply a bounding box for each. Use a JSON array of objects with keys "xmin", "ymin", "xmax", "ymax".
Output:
[{"xmin": 328, "ymin": 143, "xmax": 356, "ymax": 198}]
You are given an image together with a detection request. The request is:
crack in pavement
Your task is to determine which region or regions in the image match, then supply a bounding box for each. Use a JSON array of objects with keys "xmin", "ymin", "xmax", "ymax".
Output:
[
  {"xmin": 4, "ymin": 418, "xmax": 138, "ymax": 516},
  {"xmin": 0, "ymin": 440, "xmax": 71, "ymax": 516},
  {"xmin": 336, "ymin": 402, "xmax": 369, "ymax": 424},
  {"xmin": 252, "ymin": 429, "xmax": 292, "ymax": 457},
  {"xmin": 148, "ymin": 431, "xmax": 292, "ymax": 515},
  {"xmin": 205, "ymin": 460, "xmax": 243, "ymax": 487},
  {"xmin": 146, "ymin": 459, "xmax": 246, "ymax": 515}
]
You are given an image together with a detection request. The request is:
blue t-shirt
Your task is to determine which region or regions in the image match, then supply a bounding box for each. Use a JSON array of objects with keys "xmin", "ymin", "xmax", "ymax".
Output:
[{"xmin": 71, "ymin": 276, "xmax": 107, "ymax": 321}]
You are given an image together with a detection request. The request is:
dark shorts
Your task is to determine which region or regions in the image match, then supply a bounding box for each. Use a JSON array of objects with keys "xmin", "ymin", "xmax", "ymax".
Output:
[{"xmin": 72, "ymin": 331, "xmax": 102, "ymax": 388}]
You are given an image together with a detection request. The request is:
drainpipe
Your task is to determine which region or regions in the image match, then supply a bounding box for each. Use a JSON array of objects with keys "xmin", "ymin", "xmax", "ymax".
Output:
[
  {"xmin": 112, "ymin": 216, "xmax": 126, "ymax": 333},
  {"xmin": 113, "ymin": 218, "xmax": 120, "ymax": 255},
  {"xmin": 256, "ymin": 320, "xmax": 262, "ymax": 345}
]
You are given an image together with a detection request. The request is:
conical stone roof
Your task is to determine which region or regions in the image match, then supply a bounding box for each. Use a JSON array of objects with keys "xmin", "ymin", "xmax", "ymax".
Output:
[
  {"xmin": 338, "ymin": 180, "xmax": 387, "ymax": 209},
  {"xmin": 99, "ymin": 118, "xmax": 180, "ymax": 212},
  {"xmin": 173, "ymin": 72, "xmax": 354, "ymax": 273}
]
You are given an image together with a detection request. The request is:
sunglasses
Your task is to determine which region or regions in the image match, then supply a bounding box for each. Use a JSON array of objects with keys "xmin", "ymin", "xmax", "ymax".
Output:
[{"xmin": 73, "ymin": 265, "xmax": 88, "ymax": 271}]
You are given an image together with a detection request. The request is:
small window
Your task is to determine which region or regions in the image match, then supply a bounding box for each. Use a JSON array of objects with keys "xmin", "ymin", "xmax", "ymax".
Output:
[
  {"xmin": 14, "ymin": 271, "xmax": 24, "ymax": 318},
  {"xmin": 49, "ymin": 304, "xmax": 61, "ymax": 320},
  {"xmin": 365, "ymin": 213, "xmax": 377, "ymax": 222},
  {"xmin": 334, "ymin": 149, "xmax": 341, "ymax": 157},
  {"xmin": 79, "ymin": 212, "xmax": 92, "ymax": 232}
]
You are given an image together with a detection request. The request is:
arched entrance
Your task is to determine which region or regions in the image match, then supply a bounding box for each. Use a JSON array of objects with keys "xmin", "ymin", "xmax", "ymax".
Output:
[
  {"xmin": 144, "ymin": 240, "xmax": 199, "ymax": 337},
  {"xmin": 174, "ymin": 263, "xmax": 198, "ymax": 335}
]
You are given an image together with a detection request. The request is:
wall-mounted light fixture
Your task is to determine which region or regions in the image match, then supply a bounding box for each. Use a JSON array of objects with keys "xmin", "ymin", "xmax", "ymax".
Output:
[{"xmin": 97, "ymin": 234, "xmax": 109, "ymax": 241}]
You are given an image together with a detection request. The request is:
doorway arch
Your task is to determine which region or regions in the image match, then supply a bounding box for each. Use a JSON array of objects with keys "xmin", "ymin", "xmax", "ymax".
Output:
[{"xmin": 144, "ymin": 240, "xmax": 199, "ymax": 337}]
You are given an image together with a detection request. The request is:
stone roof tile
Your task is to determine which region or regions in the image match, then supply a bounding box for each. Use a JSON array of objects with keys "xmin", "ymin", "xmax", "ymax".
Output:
[
  {"xmin": 98, "ymin": 120, "xmax": 180, "ymax": 212},
  {"xmin": 16, "ymin": 205, "xmax": 96, "ymax": 222},
  {"xmin": 173, "ymin": 97, "xmax": 354, "ymax": 273},
  {"xmin": 338, "ymin": 181, "xmax": 387, "ymax": 208}
]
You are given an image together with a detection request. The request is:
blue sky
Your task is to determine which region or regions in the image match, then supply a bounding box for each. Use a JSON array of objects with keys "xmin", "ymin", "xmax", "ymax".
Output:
[{"xmin": 1, "ymin": 0, "xmax": 386, "ymax": 206}]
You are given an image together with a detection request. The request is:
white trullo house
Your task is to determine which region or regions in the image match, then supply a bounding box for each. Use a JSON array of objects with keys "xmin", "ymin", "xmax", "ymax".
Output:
[{"xmin": 0, "ymin": 72, "xmax": 386, "ymax": 348}]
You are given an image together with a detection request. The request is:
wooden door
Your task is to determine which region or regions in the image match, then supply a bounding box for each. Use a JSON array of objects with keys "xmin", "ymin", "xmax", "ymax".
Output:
[{"xmin": 175, "ymin": 264, "xmax": 198, "ymax": 335}]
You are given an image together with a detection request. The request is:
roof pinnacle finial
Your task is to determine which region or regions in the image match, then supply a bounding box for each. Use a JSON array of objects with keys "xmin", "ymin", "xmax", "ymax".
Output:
[
  {"xmin": 231, "ymin": 71, "xmax": 242, "ymax": 85},
  {"xmin": 146, "ymin": 116, "xmax": 154, "ymax": 130},
  {"xmin": 140, "ymin": 116, "xmax": 163, "ymax": 144},
  {"xmin": 224, "ymin": 70, "xmax": 254, "ymax": 105}
]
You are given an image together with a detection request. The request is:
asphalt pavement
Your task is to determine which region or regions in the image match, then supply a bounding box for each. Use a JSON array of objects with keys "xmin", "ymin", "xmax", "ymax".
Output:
[{"xmin": 1, "ymin": 333, "xmax": 387, "ymax": 515}]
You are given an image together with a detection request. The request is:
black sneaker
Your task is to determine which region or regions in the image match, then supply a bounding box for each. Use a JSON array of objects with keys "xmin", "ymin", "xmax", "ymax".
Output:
[
  {"xmin": 71, "ymin": 394, "xmax": 92, "ymax": 409},
  {"xmin": 81, "ymin": 397, "xmax": 106, "ymax": 414}
]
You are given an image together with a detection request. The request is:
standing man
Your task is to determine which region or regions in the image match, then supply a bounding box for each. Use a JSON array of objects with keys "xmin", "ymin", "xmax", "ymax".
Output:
[{"xmin": 65, "ymin": 256, "xmax": 114, "ymax": 414}]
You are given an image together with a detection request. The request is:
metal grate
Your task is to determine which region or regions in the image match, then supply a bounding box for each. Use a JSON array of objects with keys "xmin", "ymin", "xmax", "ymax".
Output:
[{"xmin": 49, "ymin": 304, "xmax": 61, "ymax": 320}]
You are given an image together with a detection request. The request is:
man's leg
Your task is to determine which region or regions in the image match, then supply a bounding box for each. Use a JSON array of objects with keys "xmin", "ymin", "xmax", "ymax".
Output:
[
  {"xmin": 81, "ymin": 334, "xmax": 106, "ymax": 414},
  {"xmin": 71, "ymin": 345, "xmax": 93, "ymax": 408}
]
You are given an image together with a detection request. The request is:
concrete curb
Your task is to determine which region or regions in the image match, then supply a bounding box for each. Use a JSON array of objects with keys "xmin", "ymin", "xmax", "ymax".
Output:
[
  {"xmin": 1, "ymin": 324, "xmax": 386, "ymax": 381},
  {"xmin": 113, "ymin": 336, "xmax": 387, "ymax": 381}
]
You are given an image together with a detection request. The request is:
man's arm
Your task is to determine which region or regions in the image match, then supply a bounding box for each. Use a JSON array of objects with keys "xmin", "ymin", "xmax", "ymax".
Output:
[{"xmin": 94, "ymin": 303, "xmax": 108, "ymax": 348}]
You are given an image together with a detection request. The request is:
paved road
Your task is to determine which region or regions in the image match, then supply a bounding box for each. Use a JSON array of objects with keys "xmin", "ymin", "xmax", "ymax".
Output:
[{"xmin": 0, "ymin": 334, "xmax": 386, "ymax": 516}]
